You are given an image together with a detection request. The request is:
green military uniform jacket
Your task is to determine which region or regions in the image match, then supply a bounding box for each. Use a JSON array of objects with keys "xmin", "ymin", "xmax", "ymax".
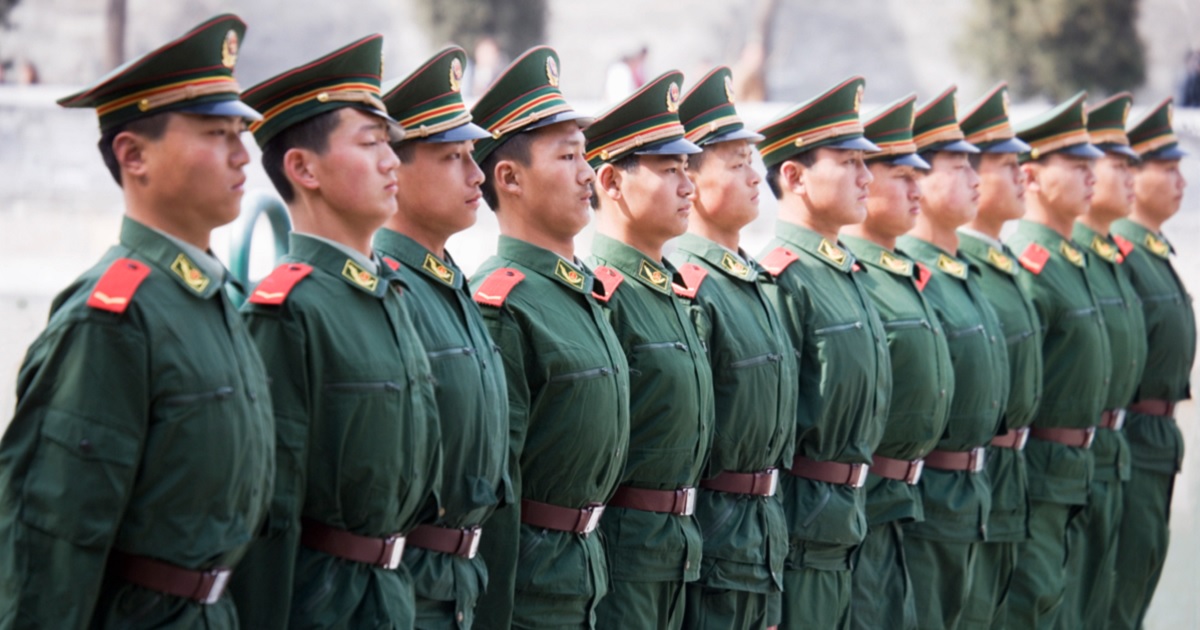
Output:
[
  {"xmin": 842, "ymin": 236, "xmax": 954, "ymax": 527},
  {"xmin": 233, "ymin": 233, "xmax": 442, "ymax": 629},
  {"xmin": 588, "ymin": 235, "xmax": 714, "ymax": 583},
  {"xmin": 760, "ymin": 223, "xmax": 890, "ymax": 553},
  {"xmin": 669, "ymin": 234, "xmax": 795, "ymax": 594},
  {"xmin": 957, "ymin": 231, "xmax": 1043, "ymax": 541},
  {"xmin": 470, "ymin": 236, "xmax": 630, "ymax": 629},
  {"xmin": 0, "ymin": 218, "xmax": 274, "ymax": 629},
  {"xmin": 1008, "ymin": 220, "xmax": 1113, "ymax": 505},
  {"xmin": 897, "ymin": 236, "xmax": 1009, "ymax": 542},
  {"xmin": 373, "ymin": 229, "xmax": 511, "ymax": 626},
  {"xmin": 1073, "ymin": 223, "xmax": 1145, "ymax": 482},
  {"xmin": 1110, "ymin": 219, "xmax": 1195, "ymax": 474}
]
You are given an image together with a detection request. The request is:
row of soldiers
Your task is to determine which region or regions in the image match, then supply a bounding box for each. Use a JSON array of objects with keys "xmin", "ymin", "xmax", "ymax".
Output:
[{"xmin": 0, "ymin": 12, "xmax": 1192, "ymax": 630}]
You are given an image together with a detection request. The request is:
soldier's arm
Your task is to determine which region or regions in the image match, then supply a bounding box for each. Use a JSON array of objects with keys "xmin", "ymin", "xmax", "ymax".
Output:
[
  {"xmin": 227, "ymin": 306, "xmax": 312, "ymax": 630},
  {"xmin": 0, "ymin": 313, "xmax": 149, "ymax": 628},
  {"xmin": 474, "ymin": 304, "xmax": 531, "ymax": 630}
]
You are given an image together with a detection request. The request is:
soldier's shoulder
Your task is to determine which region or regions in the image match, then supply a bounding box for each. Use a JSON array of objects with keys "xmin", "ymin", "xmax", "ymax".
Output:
[
  {"xmin": 472, "ymin": 265, "xmax": 527, "ymax": 308},
  {"xmin": 245, "ymin": 262, "xmax": 315, "ymax": 307}
]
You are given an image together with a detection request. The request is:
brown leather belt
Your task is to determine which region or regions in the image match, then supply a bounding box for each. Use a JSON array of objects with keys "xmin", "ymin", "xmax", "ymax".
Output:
[
  {"xmin": 609, "ymin": 485, "xmax": 697, "ymax": 516},
  {"xmin": 924, "ymin": 447, "xmax": 987, "ymax": 472},
  {"xmin": 300, "ymin": 518, "xmax": 406, "ymax": 569},
  {"xmin": 870, "ymin": 455, "xmax": 924, "ymax": 485},
  {"xmin": 407, "ymin": 524, "xmax": 483, "ymax": 559},
  {"xmin": 1128, "ymin": 399, "xmax": 1176, "ymax": 418},
  {"xmin": 1100, "ymin": 408, "xmax": 1127, "ymax": 430},
  {"xmin": 1030, "ymin": 426, "xmax": 1096, "ymax": 449},
  {"xmin": 700, "ymin": 468, "xmax": 780, "ymax": 496},
  {"xmin": 111, "ymin": 551, "xmax": 232, "ymax": 605},
  {"xmin": 788, "ymin": 455, "xmax": 868, "ymax": 488},
  {"xmin": 991, "ymin": 427, "xmax": 1030, "ymax": 450},
  {"xmin": 520, "ymin": 499, "xmax": 605, "ymax": 534}
]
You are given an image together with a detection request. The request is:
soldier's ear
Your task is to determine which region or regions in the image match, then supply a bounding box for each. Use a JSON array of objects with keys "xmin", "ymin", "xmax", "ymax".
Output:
[
  {"xmin": 596, "ymin": 163, "xmax": 622, "ymax": 203},
  {"xmin": 1020, "ymin": 162, "xmax": 1039, "ymax": 193},
  {"xmin": 494, "ymin": 159, "xmax": 522, "ymax": 198},
  {"xmin": 112, "ymin": 131, "xmax": 150, "ymax": 181},
  {"xmin": 780, "ymin": 159, "xmax": 805, "ymax": 196},
  {"xmin": 284, "ymin": 147, "xmax": 320, "ymax": 193}
]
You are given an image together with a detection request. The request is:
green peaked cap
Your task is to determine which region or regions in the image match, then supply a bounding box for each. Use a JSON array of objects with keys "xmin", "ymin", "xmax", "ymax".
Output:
[
  {"xmin": 959, "ymin": 82, "xmax": 1031, "ymax": 154},
  {"xmin": 913, "ymin": 85, "xmax": 978, "ymax": 153},
  {"xmin": 584, "ymin": 70, "xmax": 701, "ymax": 169},
  {"xmin": 242, "ymin": 34, "xmax": 401, "ymax": 148},
  {"xmin": 470, "ymin": 46, "xmax": 591, "ymax": 164},
  {"xmin": 1127, "ymin": 97, "xmax": 1187, "ymax": 161},
  {"xmin": 677, "ymin": 66, "xmax": 764, "ymax": 146},
  {"xmin": 58, "ymin": 13, "xmax": 260, "ymax": 131},
  {"xmin": 863, "ymin": 95, "xmax": 930, "ymax": 169},
  {"xmin": 757, "ymin": 76, "xmax": 879, "ymax": 168},
  {"xmin": 1087, "ymin": 92, "xmax": 1139, "ymax": 160},
  {"xmin": 382, "ymin": 46, "xmax": 488, "ymax": 143},
  {"xmin": 1015, "ymin": 92, "xmax": 1103, "ymax": 161}
]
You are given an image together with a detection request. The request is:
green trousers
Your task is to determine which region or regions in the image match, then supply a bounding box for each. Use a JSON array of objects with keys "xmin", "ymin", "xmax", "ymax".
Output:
[
  {"xmin": 903, "ymin": 535, "xmax": 978, "ymax": 630},
  {"xmin": 780, "ymin": 541, "xmax": 852, "ymax": 629},
  {"xmin": 959, "ymin": 540, "xmax": 1019, "ymax": 629},
  {"xmin": 1007, "ymin": 500, "xmax": 1077, "ymax": 629},
  {"xmin": 849, "ymin": 521, "xmax": 917, "ymax": 630},
  {"xmin": 1056, "ymin": 476, "xmax": 1123, "ymax": 630},
  {"xmin": 510, "ymin": 592, "xmax": 599, "ymax": 629},
  {"xmin": 594, "ymin": 578, "xmax": 686, "ymax": 630},
  {"xmin": 1108, "ymin": 467, "xmax": 1175, "ymax": 629},
  {"xmin": 683, "ymin": 584, "xmax": 770, "ymax": 630}
]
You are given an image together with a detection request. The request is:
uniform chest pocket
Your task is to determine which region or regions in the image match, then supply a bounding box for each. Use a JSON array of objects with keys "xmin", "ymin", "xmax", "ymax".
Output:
[
  {"xmin": 945, "ymin": 323, "xmax": 985, "ymax": 340},
  {"xmin": 427, "ymin": 346, "xmax": 477, "ymax": 361},
  {"xmin": 814, "ymin": 321, "xmax": 864, "ymax": 335},
  {"xmin": 547, "ymin": 366, "xmax": 618, "ymax": 383},
  {"xmin": 158, "ymin": 386, "xmax": 235, "ymax": 407},
  {"xmin": 22, "ymin": 409, "xmax": 141, "ymax": 547},
  {"xmin": 884, "ymin": 318, "xmax": 931, "ymax": 332},
  {"xmin": 729, "ymin": 352, "xmax": 783, "ymax": 369}
]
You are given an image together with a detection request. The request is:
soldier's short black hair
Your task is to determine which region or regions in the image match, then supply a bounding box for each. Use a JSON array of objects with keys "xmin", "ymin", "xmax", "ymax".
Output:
[
  {"xmin": 98, "ymin": 112, "xmax": 171, "ymax": 186},
  {"xmin": 261, "ymin": 109, "xmax": 342, "ymax": 203},
  {"xmin": 765, "ymin": 151, "xmax": 818, "ymax": 199}
]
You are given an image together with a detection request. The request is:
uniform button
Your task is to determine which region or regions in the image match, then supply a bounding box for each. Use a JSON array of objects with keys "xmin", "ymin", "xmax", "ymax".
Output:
[
  {"xmin": 78, "ymin": 439, "xmax": 93, "ymax": 454},
  {"xmin": 940, "ymin": 389, "xmax": 946, "ymax": 398},
  {"xmin": 1104, "ymin": 378, "xmax": 1111, "ymax": 384},
  {"xmin": 248, "ymin": 390, "xmax": 258, "ymax": 402},
  {"xmin": 992, "ymin": 401, "xmax": 999, "ymax": 408},
  {"xmin": 438, "ymin": 507, "xmax": 446, "ymax": 517},
  {"xmin": 457, "ymin": 612, "xmax": 464, "ymax": 623},
  {"xmin": 684, "ymin": 561, "xmax": 691, "ymax": 570}
]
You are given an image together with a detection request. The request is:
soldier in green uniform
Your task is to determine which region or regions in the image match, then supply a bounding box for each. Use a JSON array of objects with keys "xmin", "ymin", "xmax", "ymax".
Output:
[
  {"xmin": 467, "ymin": 47, "xmax": 631, "ymax": 629},
  {"xmin": 0, "ymin": 15, "xmax": 274, "ymax": 628},
  {"xmin": 372, "ymin": 47, "xmax": 509, "ymax": 629},
  {"xmin": 583, "ymin": 70, "xmax": 715, "ymax": 630},
  {"xmin": 841, "ymin": 95, "xmax": 954, "ymax": 630},
  {"xmin": 1055, "ymin": 92, "xmax": 1146, "ymax": 630},
  {"xmin": 670, "ymin": 66, "xmax": 796, "ymax": 630},
  {"xmin": 754, "ymin": 77, "xmax": 891, "ymax": 630},
  {"xmin": 896, "ymin": 86, "xmax": 1010, "ymax": 630},
  {"xmin": 1109, "ymin": 97, "xmax": 1194, "ymax": 630},
  {"xmin": 229, "ymin": 37, "xmax": 443, "ymax": 629},
  {"xmin": 955, "ymin": 82, "xmax": 1042, "ymax": 630},
  {"xmin": 1006, "ymin": 93, "xmax": 1112, "ymax": 630}
]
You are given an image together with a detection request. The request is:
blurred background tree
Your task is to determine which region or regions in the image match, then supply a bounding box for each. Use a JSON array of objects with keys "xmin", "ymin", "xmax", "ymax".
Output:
[
  {"xmin": 415, "ymin": 0, "xmax": 546, "ymax": 61},
  {"xmin": 963, "ymin": 0, "xmax": 1146, "ymax": 100}
]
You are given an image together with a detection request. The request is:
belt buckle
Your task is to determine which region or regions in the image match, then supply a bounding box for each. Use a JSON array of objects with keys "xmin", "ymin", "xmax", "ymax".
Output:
[
  {"xmin": 764, "ymin": 468, "xmax": 780, "ymax": 497},
  {"xmin": 581, "ymin": 505, "xmax": 605, "ymax": 535},
  {"xmin": 463, "ymin": 526, "xmax": 483, "ymax": 559},
  {"xmin": 969, "ymin": 447, "xmax": 987, "ymax": 473},
  {"xmin": 1112, "ymin": 409, "xmax": 1127, "ymax": 430},
  {"xmin": 906, "ymin": 459, "xmax": 925, "ymax": 485},
  {"xmin": 1014, "ymin": 427, "xmax": 1030, "ymax": 451},
  {"xmin": 849, "ymin": 463, "xmax": 868, "ymax": 488},
  {"xmin": 678, "ymin": 487, "xmax": 697, "ymax": 516},
  {"xmin": 202, "ymin": 568, "xmax": 232, "ymax": 605},
  {"xmin": 1083, "ymin": 426, "xmax": 1096, "ymax": 449},
  {"xmin": 381, "ymin": 534, "xmax": 407, "ymax": 569}
]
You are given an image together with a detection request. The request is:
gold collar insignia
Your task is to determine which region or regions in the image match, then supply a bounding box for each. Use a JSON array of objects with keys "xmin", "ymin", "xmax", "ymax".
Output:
[
  {"xmin": 720, "ymin": 252, "xmax": 750, "ymax": 278},
  {"xmin": 1090, "ymin": 236, "xmax": 1118, "ymax": 263},
  {"xmin": 817, "ymin": 239, "xmax": 847, "ymax": 266},
  {"xmin": 1145, "ymin": 233, "xmax": 1171, "ymax": 258},
  {"xmin": 987, "ymin": 247, "xmax": 1015, "ymax": 274},
  {"xmin": 638, "ymin": 259, "xmax": 671, "ymax": 292},
  {"xmin": 342, "ymin": 259, "xmax": 379, "ymax": 291},
  {"xmin": 879, "ymin": 250, "xmax": 912, "ymax": 276},
  {"xmin": 936, "ymin": 253, "xmax": 968, "ymax": 279},
  {"xmin": 171, "ymin": 253, "xmax": 210, "ymax": 293},
  {"xmin": 1060, "ymin": 241, "xmax": 1085, "ymax": 267},
  {"xmin": 422, "ymin": 253, "xmax": 456, "ymax": 285},
  {"xmin": 555, "ymin": 259, "xmax": 586, "ymax": 290}
]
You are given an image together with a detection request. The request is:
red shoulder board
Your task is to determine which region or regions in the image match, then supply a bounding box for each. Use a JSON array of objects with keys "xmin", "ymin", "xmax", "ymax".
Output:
[
  {"xmin": 1018, "ymin": 243, "xmax": 1050, "ymax": 275},
  {"xmin": 248, "ymin": 263, "xmax": 313, "ymax": 305},
  {"xmin": 672, "ymin": 263, "xmax": 708, "ymax": 299},
  {"xmin": 474, "ymin": 268, "xmax": 525, "ymax": 307},
  {"xmin": 383, "ymin": 256, "xmax": 401, "ymax": 272},
  {"xmin": 591, "ymin": 266, "xmax": 624, "ymax": 303},
  {"xmin": 852, "ymin": 262, "xmax": 862, "ymax": 272},
  {"xmin": 1113, "ymin": 235, "xmax": 1134, "ymax": 263},
  {"xmin": 759, "ymin": 247, "xmax": 800, "ymax": 277},
  {"xmin": 87, "ymin": 258, "xmax": 151, "ymax": 314},
  {"xmin": 914, "ymin": 262, "xmax": 932, "ymax": 292}
]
